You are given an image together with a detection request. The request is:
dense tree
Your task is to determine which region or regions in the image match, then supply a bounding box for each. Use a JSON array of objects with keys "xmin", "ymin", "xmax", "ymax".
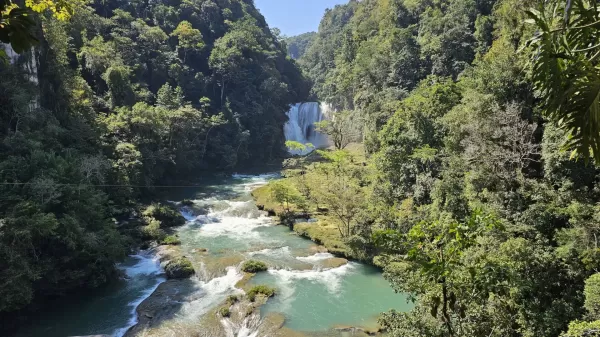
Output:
[{"xmin": 314, "ymin": 110, "xmax": 361, "ymax": 150}]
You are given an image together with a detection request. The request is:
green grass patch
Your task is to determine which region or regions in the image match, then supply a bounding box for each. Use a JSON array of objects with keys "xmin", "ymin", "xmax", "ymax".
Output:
[
  {"xmin": 252, "ymin": 185, "xmax": 287, "ymax": 215},
  {"xmin": 294, "ymin": 216, "xmax": 350, "ymax": 257}
]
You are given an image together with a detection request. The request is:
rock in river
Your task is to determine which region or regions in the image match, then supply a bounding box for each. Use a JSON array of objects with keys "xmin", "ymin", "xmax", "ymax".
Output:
[{"xmin": 164, "ymin": 257, "xmax": 195, "ymax": 279}]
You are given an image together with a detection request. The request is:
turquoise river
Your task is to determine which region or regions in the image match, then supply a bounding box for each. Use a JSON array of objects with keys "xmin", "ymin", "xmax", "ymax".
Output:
[{"xmin": 15, "ymin": 174, "xmax": 411, "ymax": 337}]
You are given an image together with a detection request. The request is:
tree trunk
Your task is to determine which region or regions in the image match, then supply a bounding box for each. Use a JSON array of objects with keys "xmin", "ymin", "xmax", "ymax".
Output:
[
  {"xmin": 220, "ymin": 80, "xmax": 226, "ymax": 107},
  {"xmin": 201, "ymin": 126, "xmax": 214, "ymax": 161},
  {"xmin": 442, "ymin": 279, "xmax": 454, "ymax": 337}
]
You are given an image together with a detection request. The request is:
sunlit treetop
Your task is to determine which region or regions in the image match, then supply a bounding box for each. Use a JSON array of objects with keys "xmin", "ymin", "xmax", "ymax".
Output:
[{"xmin": 1, "ymin": 0, "xmax": 84, "ymax": 54}]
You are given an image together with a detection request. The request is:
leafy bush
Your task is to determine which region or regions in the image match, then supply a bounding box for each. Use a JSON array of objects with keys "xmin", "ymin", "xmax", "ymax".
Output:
[
  {"xmin": 226, "ymin": 295, "xmax": 239, "ymax": 306},
  {"xmin": 586, "ymin": 273, "xmax": 600, "ymax": 319},
  {"xmin": 219, "ymin": 306, "xmax": 231, "ymax": 317},
  {"xmin": 143, "ymin": 203, "xmax": 185, "ymax": 228},
  {"xmin": 140, "ymin": 219, "xmax": 166, "ymax": 241},
  {"xmin": 161, "ymin": 235, "xmax": 181, "ymax": 245},
  {"xmin": 561, "ymin": 320, "xmax": 600, "ymax": 337},
  {"xmin": 241, "ymin": 260, "xmax": 268, "ymax": 273},
  {"xmin": 247, "ymin": 285, "xmax": 276, "ymax": 302},
  {"xmin": 165, "ymin": 257, "xmax": 195, "ymax": 279}
]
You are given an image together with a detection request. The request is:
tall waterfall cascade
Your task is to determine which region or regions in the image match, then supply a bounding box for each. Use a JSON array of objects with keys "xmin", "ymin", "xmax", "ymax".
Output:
[{"xmin": 284, "ymin": 102, "xmax": 332, "ymax": 155}]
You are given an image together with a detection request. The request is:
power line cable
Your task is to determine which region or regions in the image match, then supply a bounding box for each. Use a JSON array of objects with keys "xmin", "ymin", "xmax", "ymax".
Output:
[{"xmin": 0, "ymin": 182, "xmax": 213, "ymax": 188}]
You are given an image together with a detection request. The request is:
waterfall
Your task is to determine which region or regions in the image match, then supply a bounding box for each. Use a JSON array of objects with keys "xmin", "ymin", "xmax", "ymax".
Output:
[{"xmin": 284, "ymin": 102, "xmax": 330, "ymax": 155}]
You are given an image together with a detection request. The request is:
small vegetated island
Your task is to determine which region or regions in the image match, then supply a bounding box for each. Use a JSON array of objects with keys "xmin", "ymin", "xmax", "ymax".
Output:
[{"xmin": 2, "ymin": 0, "xmax": 600, "ymax": 337}]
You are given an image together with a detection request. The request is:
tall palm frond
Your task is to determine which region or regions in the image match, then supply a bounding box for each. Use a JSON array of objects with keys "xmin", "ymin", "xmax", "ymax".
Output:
[{"xmin": 524, "ymin": 0, "xmax": 600, "ymax": 163}]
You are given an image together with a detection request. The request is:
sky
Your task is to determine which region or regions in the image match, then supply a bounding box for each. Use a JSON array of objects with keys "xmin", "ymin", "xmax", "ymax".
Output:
[{"xmin": 254, "ymin": 0, "xmax": 349, "ymax": 37}]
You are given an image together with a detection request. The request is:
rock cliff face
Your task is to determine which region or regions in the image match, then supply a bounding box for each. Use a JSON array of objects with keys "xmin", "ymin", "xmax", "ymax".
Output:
[
  {"xmin": 124, "ymin": 279, "xmax": 199, "ymax": 337},
  {"xmin": 2, "ymin": 43, "xmax": 40, "ymax": 109},
  {"xmin": 2, "ymin": 43, "xmax": 19, "ymax": 64}
]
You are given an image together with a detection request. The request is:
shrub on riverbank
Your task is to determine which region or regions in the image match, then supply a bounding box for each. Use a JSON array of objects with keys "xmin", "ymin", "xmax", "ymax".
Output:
[
  {"xmin": 219, "ymin": 307, "xmax": 231, "ymax": 317},
  {"xmin": 165, "ymin": 257, "xmax": 195, "ymax": 279},
  {"xmin": 226, "ymin": 295, "xmax": 239, "ymax": 306},
  {"xmin": 241, "ymin": 260, "xmax": 268, "ymax": 273},
  {"xmin": 143, "ymin": 204, "xmax": 186, "ymax": 228},
  {"xmin": 161, "ymin": 235, "xmax": 181, "ymax": 246},
  {"xmin": 252, "ymin": 145, "xmax": 370, "ymax": 262},
  {"xmin": 140, "ymin": 219, "xmax": 167, "ymax": 242},
  {"xmin": 247, "ymin": 285, "xmax": 276, "ymax": 302}
]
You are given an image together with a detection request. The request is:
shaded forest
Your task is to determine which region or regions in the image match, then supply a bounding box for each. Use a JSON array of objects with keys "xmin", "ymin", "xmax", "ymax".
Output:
[{"xmin": 0, "ymin": 0, "xmax": 308, "ymax": 328}]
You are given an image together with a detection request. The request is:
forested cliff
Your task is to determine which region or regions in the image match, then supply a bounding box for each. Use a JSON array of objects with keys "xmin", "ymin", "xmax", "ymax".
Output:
[
  {"xmin": 277, "ymin": 0, "xmax": 600, "ymax": 336},
  {"xmin": 0, "ymin": 0, "xmax": 307, "ymax": 325}
]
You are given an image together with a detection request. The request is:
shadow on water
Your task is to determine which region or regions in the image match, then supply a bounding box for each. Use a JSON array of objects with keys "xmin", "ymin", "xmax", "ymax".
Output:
[
  {"xmin": 360, "ymin": 264, "xmax": 385, "ymax": 276},
  {"xmin": 124, "ymin": 279, "xmax": 201, "ymax": 337}
]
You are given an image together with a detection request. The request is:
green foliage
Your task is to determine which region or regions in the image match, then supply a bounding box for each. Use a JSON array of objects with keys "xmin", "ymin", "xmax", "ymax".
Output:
[
  {"xmin": 297, "ymin": 0, "xmax": 600, "ymax": 336},
  {"xmin": 374, "ymin": 210, "xmax": 501, "ymax": 336},
  {"xmin": 241, "ymin": 260, "xmax": 268, "ymax": 273},
  {"xmin": 226, "ymin": 295, "xmax": 239, "ymax": 306},
  {"xmin": 285, "ymin": 32, "xmax": 316, "ymax": 59},
  {"xmin": 561, "ymin": 320, "xmax": 600, "ymax": 337},
  {"xmin": 310, "ymin": 150, "xmax": 368, "ymax": 238},
  {"xmin": 246, "ymin": 285, "xmax": 276, "ymax": 302},
  {"xmin": 524, "ymin": 1, "xmax": 600, "ymax": 163},
  {"xmin": 268, "ymin": 180, "xmax": 305, "ymax": 213},
  {"xmin": 142, "ymin": 203, "xmax": 185, "ymax": 228},
  {"xmin": 1, "ymin": 0, "xmax": 82, "ymax": 53},
  {"xmin": 171, "ymin": 21, "xmax": 204, "ymax": 62},
  {"xmin": 314, "ymin": 110, "xmax": 361, "ymax": 150},
  {"xmin": 285, "ymin": 140, "xmax": 314, "ymax": 153},
  {"xmin": 586, "ymin": 274, "xmax": 600, "ymax": 320},
  {"xmin": 164, "ymin": 257, "xmax": 194, "ymax": 279},
  {"xmin": 161, "ymin": 235, "xmax": 181, "ymax": 246},
  {"xmin": 218, "ymin": 306, "xmax": 231, "ymax": 317},
  {"xmin": 140, "ymin": 219, "xmax": 166, "ymax": 241},
  {"xmin": 0, "ymin": 65, "xmax": 127, "ymax": 316}
]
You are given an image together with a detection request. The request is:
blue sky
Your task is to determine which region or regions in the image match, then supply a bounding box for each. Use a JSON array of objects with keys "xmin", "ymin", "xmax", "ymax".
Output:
[{"xmin": 254, "ymin": 0, "xmax": 349, "ymax": 36}]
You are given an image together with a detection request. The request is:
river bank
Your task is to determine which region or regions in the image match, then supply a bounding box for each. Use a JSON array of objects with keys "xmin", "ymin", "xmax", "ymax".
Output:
[{"xmin": 250, "ymin": 144, "xmax": 373, "ymax": 262}]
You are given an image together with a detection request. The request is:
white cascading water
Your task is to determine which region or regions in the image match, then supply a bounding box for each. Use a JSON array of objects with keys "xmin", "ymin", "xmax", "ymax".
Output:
[{"xmin": 284, "ymin": 102, "xmax": 331, "ymax": 155}]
